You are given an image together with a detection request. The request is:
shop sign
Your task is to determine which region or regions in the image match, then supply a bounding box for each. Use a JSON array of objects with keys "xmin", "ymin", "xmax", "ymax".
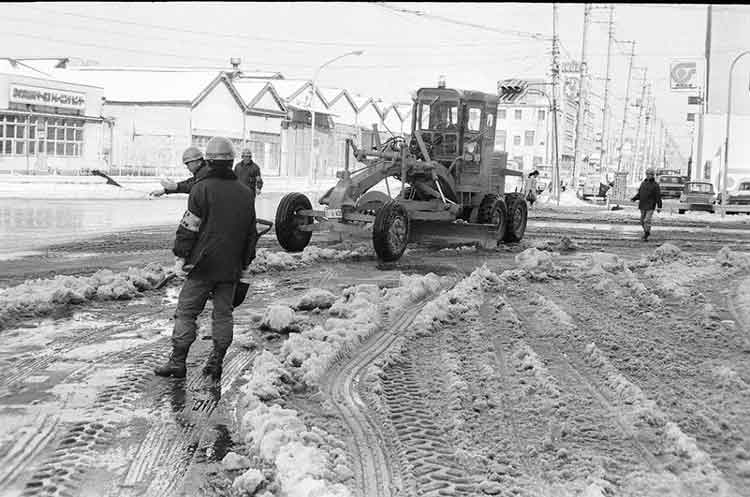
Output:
[
  {"xmin": 611, "ymin": 171, "xmax": 629, "ymax": 203},
  {"xmin": 670, "ymin": 61, "xmax": 698, "ymax": 91},
  {"xmin": 9, "ymin": 84, "xmax": 86, "ymax": 109}
]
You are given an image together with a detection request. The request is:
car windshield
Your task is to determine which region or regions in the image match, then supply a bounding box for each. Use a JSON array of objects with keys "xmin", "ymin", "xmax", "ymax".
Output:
[
  {"xmin": 418, "ymin": 100, "xmax": 459, "ymax": 131},
  {"xmin": 687, "ymin": 183, "xmax": 713, "ymax": 193},
  {"xmin": 739, "ymin": 183, "xmax": 750, "ymax": 191},
  {"xmin": 659, "ymin": 176, "xmax": 682, "ymax": 183}
]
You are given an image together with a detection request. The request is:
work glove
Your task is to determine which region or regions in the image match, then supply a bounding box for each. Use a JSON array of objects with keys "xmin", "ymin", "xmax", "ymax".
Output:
[
  {"xmin": 174, "ymin": 257, "xmax": 188, "ymax": 278},
  {"xmin": 657, "ymin": 208, "xmax": 662, "ymax": 214},
  {"xmin": 149, "ymin": 188, "xmax": 166, "ymax": 197},
  {"xmin": 256, "ymin": 177, "xmax": 263, "ymax": 194},
  {"xmin": 160, "ymin": 178, "xmax": 178, "ymax": 192}
]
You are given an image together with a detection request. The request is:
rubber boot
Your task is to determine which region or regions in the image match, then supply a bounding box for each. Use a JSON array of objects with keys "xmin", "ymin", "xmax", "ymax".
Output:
[
  {"xmin": 154, "ymin": 346, "xmax": 189, "ymax": 378},
  {"xmin": 202, "ymin": 347, "xmax": 227, "ymax": 382},
  {"xmin": 644, "ymin": 230, "xmax": 650, "ymax": 241}
]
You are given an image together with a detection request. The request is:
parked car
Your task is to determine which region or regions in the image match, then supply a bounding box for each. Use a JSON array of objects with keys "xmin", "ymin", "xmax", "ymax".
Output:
[
  {"xmin": 678, "ymin": 182, "xmax": 715, "ymax": 214},
  {"xmin": 724, "ymin": 181, "xmax": 750, "ymax": 214},
  {"xmin": 657, "ymin": 174, "xmax": 685, "ymax": 199}
]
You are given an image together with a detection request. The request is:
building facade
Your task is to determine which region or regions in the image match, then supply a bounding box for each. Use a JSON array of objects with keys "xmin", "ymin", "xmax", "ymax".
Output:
[{"xmin": 0, "ymin": 61, "xmax": 107, "ymax": 174}]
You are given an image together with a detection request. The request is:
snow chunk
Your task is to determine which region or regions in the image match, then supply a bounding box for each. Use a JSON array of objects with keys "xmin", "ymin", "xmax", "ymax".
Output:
[
  {"xmin": 294, "ymin": 288, "xmax": 336, "ymax": 311},
  {"xmin": 222, "ymin": 451, "xmax": 252, "ymax": 471},
  {"xmin": 535, "ymin": 236, "xmax": 579, "ymax": 253},
  {"xmin": 649, "ymin": 243, "xmax": 682, "ymax": 263},
  {"xmin": 580, "ymin": 252, "xmax": 623, "ymax": 275},
  {"xmin": 515, "ymin": 247, "xmax": 556, "ymax": 271},
  {"xmin": 260, "ymin": 305, "xmax": 296, "ymax": 333},
  {"xmin": 232, "ymin": 468, "xmax": 265, "ymax": 494},
  {"xmin": 716, "ymin": 246, "xmax": 750, "ymax": 268},
  {"xmin": 248, "ymin": 245, "xmax": 374, "ymax": 274},
  {"xmin": 275, "ymin": 441, "xmax": 352, "ymax": 497},
  {"xmin": 240, "ymin": 351, "xmax": 292, "ymax": 403}
]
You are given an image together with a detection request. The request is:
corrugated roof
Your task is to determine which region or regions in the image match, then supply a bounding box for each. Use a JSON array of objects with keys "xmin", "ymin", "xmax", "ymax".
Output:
[
  {"xmin": 233, "ymin": 79, "xmax": 269, "ymax": 106},
  {"xmin": 49, "ymin": 69, "xmax": 220, "ymax": 103},
  {"xmin": 268, "ymin": 79, "xmax": 310, "ymax": 100}
]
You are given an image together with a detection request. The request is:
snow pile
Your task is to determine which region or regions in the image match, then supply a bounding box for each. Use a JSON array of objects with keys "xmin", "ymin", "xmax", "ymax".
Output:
[
  {"xmin": 240, "ymin": 351, "xmax": 294, "ymax": 403},
  {"xmin": 579, "ymin": 252, "xmax": 624, "ymax": 275},
  {"xmin": 513, "ymin": 344, "xmax": 561, "ymax": 397},
  {"xmin": 412, "ymin": 265, "xmax": 500, "ymax": 336},
  {"xmin": 648, "ymin": 243, "xmax": 683, "ymax": 263},
  {"xmin": 538, "ymin": 189, "xmax": 591, "ymax": 208},
  {"xmin": 248, "ymin": 245, "xmax": 373, "ymax": 274},
  {"xmin": 535, "ymin": 236, "xmax": 579, "ymax": 253},
  {"xmin": 515, "ymin": 247, "xmax": 557, "ymax": 271},
  {"xmin": 293, "ymin": 288, "xmax": 337, "ymax": 311},
  {"xmin": 232, "ymin": 468, "xmax": 265, "ymax": 495},
  {"xmin": 380, "ymin": 272, "xmax": 448, "ymax": 314},
  {"xmin": 0, "ymin": 264, "xmax": 166, "ymax": 329},
  {"xmin": 260, "ymin": 305, "xmax": 298, "ymax": 333},
  {"xmin": 438, "ymin": 245, "xmax": 478, "ymax": 254},
  {"xmin": 238, "ymin": 402, "xmax": 352, "ymax": 497},
  {"xmin": 716, "ymin": 246, "xmax": 750, "ymax": 269}
]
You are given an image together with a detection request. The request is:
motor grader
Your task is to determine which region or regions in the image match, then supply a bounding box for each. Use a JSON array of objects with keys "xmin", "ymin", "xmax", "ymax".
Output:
[{"xmin": 274, "ymin": 84, "xmax": 528, "ymax": 262}]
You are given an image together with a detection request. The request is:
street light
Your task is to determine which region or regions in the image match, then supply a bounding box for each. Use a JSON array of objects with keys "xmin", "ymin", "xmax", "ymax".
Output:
[
  {"xmin": 720, "ymin": 50, "xmax": 750, "ymax": 218},
  {"xmin": 309, "ymin": 50, "xmax": 364, "ymax": 186}
]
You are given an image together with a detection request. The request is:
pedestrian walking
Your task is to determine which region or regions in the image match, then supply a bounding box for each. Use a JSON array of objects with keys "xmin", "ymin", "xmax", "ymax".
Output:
[
  {"xmin": 234, "ymin": 148, "xmax": 264, "ymax": 201},
  {"xmin": 631, "ymin": 167, "xmax": 662, "ymax": 241},
  {"xmin": 154, "ymin": 136, "xmax": 258, "ymax": 382},
  {"xmin": 524, "ymin": 170, "xmax": 539, "ymax": 206},
  {"xmin": 150, "ymin": 146, "xmax": 205, "ymax": 197}
]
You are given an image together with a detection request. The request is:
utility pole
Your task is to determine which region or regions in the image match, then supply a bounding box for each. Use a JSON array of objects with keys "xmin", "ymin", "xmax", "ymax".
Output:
[
  {"xmin": 551, "ymin": 2, "xmax": 561, "ymax": 204},
  {"xmin": 616, "ymin": 40, "xmax": 636, "ymax": 172},
  {"xmin": 600, "ymin": 4, "xmax": 615, "ymax": 179},
  {"xmin": 631, "ymin": 68, "xmax": 648, "ymax": 182},
  {"xmin": 572, "ymin": 3, "xmax": 591, "ymax": 187},
  {"xmin": 641, "ymin": 92, "xmax": 653, "ymax": 178}
]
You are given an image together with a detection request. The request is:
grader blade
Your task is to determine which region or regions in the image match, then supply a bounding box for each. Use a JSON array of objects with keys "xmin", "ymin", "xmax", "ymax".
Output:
[{"xmin": 408, "ymin": 220, "xmax": 502, "ymax": 250}]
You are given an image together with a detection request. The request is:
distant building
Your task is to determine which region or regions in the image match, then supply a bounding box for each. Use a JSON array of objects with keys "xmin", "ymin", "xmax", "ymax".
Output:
[{"xmin": 0, "ymin": 58, "xmax": 107, "ymax": 174}]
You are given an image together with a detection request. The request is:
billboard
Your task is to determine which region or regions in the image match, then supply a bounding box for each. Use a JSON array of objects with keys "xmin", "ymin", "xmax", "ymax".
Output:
[{"xmin": 670, "ymin": 61, "xmax": 699, "ymax": 91}]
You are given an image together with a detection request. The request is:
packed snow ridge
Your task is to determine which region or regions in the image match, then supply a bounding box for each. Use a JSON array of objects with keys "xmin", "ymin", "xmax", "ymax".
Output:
[
  {"xmin": 248, "ymin": 245, "xmax": 373, "ymax": 274},
  {"xmin": 0, "ymin": 264, "xmax": 167, "ymax": 330},
  {"xmin": 233, "ymin": 271, "xmax": 451, "ymax": 497}
]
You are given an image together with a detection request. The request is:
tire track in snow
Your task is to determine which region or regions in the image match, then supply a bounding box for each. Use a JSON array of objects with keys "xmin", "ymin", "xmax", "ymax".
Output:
[
  {"xmin": 534, "ymin": 274, "xmax": 750, "ymax": 493},
  {"xmin": 323, "ymin": 301, "xmax": 426, "ymax": 497},
  {"xmin": 502, "ymin": 287, "xmax": 667, "ymax": 488}
]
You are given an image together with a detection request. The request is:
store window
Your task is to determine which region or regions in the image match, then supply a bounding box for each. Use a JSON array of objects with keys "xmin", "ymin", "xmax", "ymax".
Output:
[{"xmin": 0, "ymin": 115, "xmax": 83, "ymax": 157}]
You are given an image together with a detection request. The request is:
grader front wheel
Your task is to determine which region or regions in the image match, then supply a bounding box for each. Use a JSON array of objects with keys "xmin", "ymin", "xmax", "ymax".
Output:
[
  {"xmin": 275, "ymin": 192, "xmax": 313, "ymax": 252},
  {"xmin": 373, "ymin": 200, "xmax": 410, "ymax": 262}
]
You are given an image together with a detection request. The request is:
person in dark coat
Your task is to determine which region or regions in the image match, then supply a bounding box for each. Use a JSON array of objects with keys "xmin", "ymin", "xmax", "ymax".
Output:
[
  {"xmin": 154, "ymin": 137, "xmax": 258, "ymax": 382},
  {"xmin": 631, "ymin": 167, "xmax": 662, "ymax": 241},
  {"xmin": 150, "ymin": 146, "xmax": 204, "ymax": 197},
  {"xmin": 234, "ymin": 148, "xmax": 264, "ymax": 202}
]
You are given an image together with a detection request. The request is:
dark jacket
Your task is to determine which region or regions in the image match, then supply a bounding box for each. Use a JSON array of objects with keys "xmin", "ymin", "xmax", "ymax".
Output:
[
  {"xmin": 173, "ymin": 166, "xmax": 258, "ymax": 282},
  {"xmin": 631, "ymin": 178, "xmax": 663, "ymax": 211},
  {"xmin": 234, "ymin": 159, "xmax": 263, "ymax": 194},
  {"xmin": 166, "ymin": 177, "xmax": 195, "ymax": 194}
]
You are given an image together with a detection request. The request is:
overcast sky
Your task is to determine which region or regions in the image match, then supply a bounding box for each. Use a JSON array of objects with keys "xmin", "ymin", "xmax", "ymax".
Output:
[{"xmin": 1, "ymin": 2, "xmax": 709, "ymax": 156}]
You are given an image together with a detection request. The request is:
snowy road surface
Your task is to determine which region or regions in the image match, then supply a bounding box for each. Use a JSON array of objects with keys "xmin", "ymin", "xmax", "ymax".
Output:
[{"xmin": 1, "ymin": 207, "xmax": 750, "ymax": 496}]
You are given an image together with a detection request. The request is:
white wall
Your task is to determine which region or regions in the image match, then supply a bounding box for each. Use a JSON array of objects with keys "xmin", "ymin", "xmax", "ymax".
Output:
[
  {"xmin": 496, "ymin": 104, "xmax": 548, "ymax": 172},
  {"xmin": 358, "ymin": 103, "xmax": 383, "ymax": 131},
  {"xmin": 330, "ymin": 99, "xmax": 357, "ymax": 126},
  {"xmin": 104, "ymin": 103, "xmax": 191, "ymax": 171},
  {"xmin": 245, "ymin": 114, "xmax": 283, "ymax": 135},
  {"xmin": 696, "ymin": 113, "xmax": 750, "ymax": 190},
  {"xmin": 192, "ymin": 81, "xmax": 244, "ymax": 139}
]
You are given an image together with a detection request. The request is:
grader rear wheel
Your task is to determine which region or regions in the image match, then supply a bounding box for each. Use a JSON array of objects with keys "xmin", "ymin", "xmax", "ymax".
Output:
[
  {"xmin": 490, "ymin": 198, "xmax": 509, "ymax": 242},
  {"xmin": 373, "ymin": 200, "xmax": 410, "ymax": 262},
  {"xmin": 275, "ymin": 192, "xmax": 313, "ymax": 252},
  {"xmin": 477, "ymin": 194, "xmax": 498, "ymax": 224},
  {"xmin": 503, "ymin": 192, "xmax": 528, "ymax": 242}
]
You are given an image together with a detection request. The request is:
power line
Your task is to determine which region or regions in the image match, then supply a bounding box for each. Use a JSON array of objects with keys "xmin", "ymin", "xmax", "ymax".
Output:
[
  {"xmin": 376, "ymin": 2, "xmax": 551, "ymax": 41},
  {"xmin": 1, "ymin": 31, "xmax": 227, "ymax": 64}
]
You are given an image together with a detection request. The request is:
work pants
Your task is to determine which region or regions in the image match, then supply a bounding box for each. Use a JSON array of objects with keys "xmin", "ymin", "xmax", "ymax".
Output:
[
  {"xmin": 172, "ymin": 278, "xmax": 235, "ymax": 351},
  {"xmin": 640, "ymin": 209, "xmax": 654, "ymax": 234}
]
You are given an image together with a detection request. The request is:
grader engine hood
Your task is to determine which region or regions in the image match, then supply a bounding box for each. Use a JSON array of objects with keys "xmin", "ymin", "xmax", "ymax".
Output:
[{"xmin": 319, "ymin": 177, "xmax": 357, "ymax": 209}]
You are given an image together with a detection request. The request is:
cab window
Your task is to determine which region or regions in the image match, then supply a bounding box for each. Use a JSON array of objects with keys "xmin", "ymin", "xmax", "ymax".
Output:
[{"xmin": 467, "ymin": 107, "xmax": 482, "ymax": 132}]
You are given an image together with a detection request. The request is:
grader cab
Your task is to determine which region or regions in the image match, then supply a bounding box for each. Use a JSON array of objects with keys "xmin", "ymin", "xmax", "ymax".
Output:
[{"xmin": 274, "ymin": 84, "xmax": 528, "ymax": 262}]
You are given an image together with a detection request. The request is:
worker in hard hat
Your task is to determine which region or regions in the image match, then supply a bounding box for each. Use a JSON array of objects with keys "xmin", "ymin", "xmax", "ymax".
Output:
[
  {"xmin": 150, "ymin": 146, "xmax": 205, "ymax": 197},
  {"xmin": 155, "ymin": 136, "xmax": 258, "ymax": 382},
  {"xmin": 631, "ymin": 167, "xmax": 662, "ymax": 241},
  {"xmin": 234, "ymin": 148, "xmax": 263, "ymax": 201}
]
